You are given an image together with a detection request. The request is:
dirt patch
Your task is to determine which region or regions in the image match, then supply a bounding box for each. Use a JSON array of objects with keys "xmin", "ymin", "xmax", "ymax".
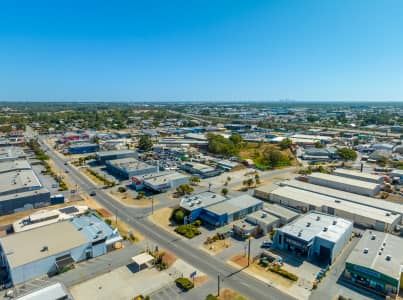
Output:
[
  {"xmin": 109, "ymin": 190, "xmax": 158, "ymax": 207},
  {"xmin": 148, "ymin": 207, "xmax": 176, "ymax": 233},
  {"xmin": 202, "ymin": 239, "xmax": 232, "ymax": 255},
  {"xmin": 194, "ymin": 275, "xmax": 209, "ymax": 287},
  {"xmin": 219, "ymin": 288, "xmax": 247, "ymax": 300},
  {"xmin": 97, "ymin": 208, "xmax": 113, "ymax": 218},
  {"xmin": 161, "ymin": 250, "xmax": 177, "ymax": 267},
  {"xmin": 229, "ymin": 254, "xmax": 250, "ymax": 268}
]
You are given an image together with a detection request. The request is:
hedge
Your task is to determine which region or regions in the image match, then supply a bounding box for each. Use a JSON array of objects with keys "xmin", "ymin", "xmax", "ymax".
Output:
[{"xmin": 268, "ymin": 266, "xmax": 298, "ymax": 281}]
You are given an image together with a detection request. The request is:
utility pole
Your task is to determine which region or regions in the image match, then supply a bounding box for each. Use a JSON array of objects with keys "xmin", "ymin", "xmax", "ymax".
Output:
[
  {"xmin": 247, "ymin": 237, "xmax": 251, "ymax": 267},
  {"xmin": 151, "ymin": 197, "xmax": 154, "ymax": 215},
  {"xmin": 217, "ymin": 273, "xmax": 221, "ymax": 296},
  {"xmin": 115, "ymin": 208, "xmax": 118, "ymax": 226}
]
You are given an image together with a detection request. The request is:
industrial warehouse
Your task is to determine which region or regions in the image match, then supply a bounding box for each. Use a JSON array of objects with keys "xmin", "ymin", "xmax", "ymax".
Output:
[
  {"xmin": 283, "ymin": 179, "xmax": 403, "ymax": 217},
  {"xmin": 332, "ymin": 168, "xmax": 385, "ymax": 184},
  {"xmin": 344, "ymin": 230, "xmax": 403, "ymax": 296},
  {"xmin": 0, "ymin": 159, "xmax": 52, "ymax": 216},
  {"xmin": 180, "ymin": 192, "xmax": 263, "ymax": 227},
  {"xmin": 132, "ymin": 171, "xmax": 190, "ymax": 192},
  {"xmin": 273, "ymin": 212, "xmax": 353, "ymax": 265},
  {"xmin": 306, "ymin": 172, "xmax": 381, "ymax": 196},
  {"xmin": 0, "ymin": 214, "xmax": 122, "ymax": 285},
  {"xmin": 105, "ymin": 157, "xmax": 158, "ymax": 179},
  {"xmin": 95, "ymin": 149, "xmax": 138, "ymax": 164},
  {"xmin": 269, "ymin": 186, "xmax": 400, "ymax": 232}
]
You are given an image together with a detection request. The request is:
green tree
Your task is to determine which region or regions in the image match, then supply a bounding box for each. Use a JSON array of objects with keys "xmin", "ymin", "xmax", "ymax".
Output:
[
  {"xmin": 221, "ymin": 188, "xmax": 228, "ymax": 196},
  {"xmin": 138, "ymin": 135, "xmax": 153, "ymax": 152},
  {"xmin": 314, "ymin": 141, "xmax": 324, "ymax": 148},
  {"xmin": 229, "ymin": 134, "xmax": 243, "ymax": 145},
  {"xmin": 279, "ymin": 138, "xmax": 292, "ymax": 150},
  {"xmin": 189, "ymin": 176, "xmax": 200, "ymax": 186},
  {"xmin": 336, "ymin": 147, "xmax": 357, "ymax": 161},
  {"xmin": 176, "ymin": 184, "xmax": 194, "ymax": 196}
]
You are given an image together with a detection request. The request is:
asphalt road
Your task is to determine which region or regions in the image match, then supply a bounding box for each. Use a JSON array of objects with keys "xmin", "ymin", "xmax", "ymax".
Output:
[{"xmin": 40, "ymin": 137, "xmax": 296, "ymax": 300}]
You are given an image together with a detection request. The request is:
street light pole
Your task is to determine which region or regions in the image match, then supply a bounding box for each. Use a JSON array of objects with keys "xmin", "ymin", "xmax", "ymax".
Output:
[
  {"xmin": 217, "ymin": 273, "xmax": 220, "ymax": 296},
  {"xmin": 247, "ymin": 237, "xmax": 251, "ymax": 267},
  {"xmin": 151, "ymin": 197, "xmax": 154, "ymax": 215}
]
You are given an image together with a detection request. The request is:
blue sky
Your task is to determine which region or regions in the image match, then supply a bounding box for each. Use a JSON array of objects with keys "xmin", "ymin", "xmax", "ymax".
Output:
[{"xmin": 0, "ymin": 0, "xmax": 402, "ymax": 102}]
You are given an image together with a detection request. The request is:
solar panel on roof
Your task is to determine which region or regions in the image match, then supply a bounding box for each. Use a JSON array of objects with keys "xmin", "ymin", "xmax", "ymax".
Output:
[{"xmin": 59, "ymin": 206, "xmax": 79, "ymax": 214}]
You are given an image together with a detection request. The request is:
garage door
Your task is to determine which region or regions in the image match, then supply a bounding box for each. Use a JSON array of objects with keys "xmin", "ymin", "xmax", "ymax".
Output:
[
  {"xmin": 319, "ymin": 245, "xmax": 331, "ymax": 264},
  {"xmin": 375, "ymin": 221, "xmax": 385, "ymax": 232}
]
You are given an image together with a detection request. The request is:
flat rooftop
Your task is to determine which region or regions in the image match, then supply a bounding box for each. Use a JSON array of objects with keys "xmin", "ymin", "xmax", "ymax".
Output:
[
  {"xmin": 68, "ymin": 142, "xmax": 98, "ymax": 148},
  {"xmin": 284, "ymin": 179, "xmax": 403, "ymax": 215},
  {"xmin": 333, "ymin": 168, "xmax": 384, "ymax": 182},
  {"xmin": 206, "ymin": 195, "xmax": 262, "ymax": 216},
  {"xmin": 0, "ymin": 159, "xmax": 31, "ymax": 174},
  {"xmin": 271, "ymin": 186, "xmax": 400, "ymax": 224},
  {"xmin": 0, "ymin": 169, "xmax": 42, "ymax": 195},
  {"xmin": 183, "ymin": 162, "xmax": 216, "ymax": 172},
  {"xmin": 246, "ymin": 210, "xmax": 280, "ymax": 226},
  {"xmin": 0, "ymin": 147, "xmax": 25, "ymax": 161},
  {"xmin": 263, "ymin": 203, "xmax": 300, "ymax": 220},
  {"xmin": 0, "ymin": 221, "xmax": 88, "ymax": 269},
  {"xmin": 0, "ymin": 188, "xmax": 50, "ymax": 203},
  {"xmin": 346, "ymin": 230, "xmax": 403, "ymax": 280},
  {"xmin": 107, "ymin": 157, "xmax": 154, "ymax": 172},
  {"xmin": 180, "ymin": 191, "xmax": 226, "ymax": 211},
  {"xmin": 278, "ymin": 212, "xmax": 352, "ymax": 243},
  {"xmin": 307, "ymin": 172, "xmax": 380, "ymax": 190},
  {"xmin": 96, "ymin": 149, "xmax": 137, "ymax": 157},
  {"xmin": 144, "ymin": 172, "xmax": 189, "ymax": 185}
]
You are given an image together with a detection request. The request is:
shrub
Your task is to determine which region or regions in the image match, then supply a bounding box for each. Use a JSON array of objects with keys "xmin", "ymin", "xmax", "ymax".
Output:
[
  {"xmin": 193, "ymin": 220, "xmax": 202, "ymax": 227},
  {"xmin": 170, "ymin": 207, "xmax": 186, "ymax": 225},
  {"xmin": 175, "ymin": 277, "xmax": 194, "ymax": 291},
  {"xmin": 175, "ymin": 224, "xmax": 201, "ymax": 239},
  {"xmin": 205, "ymin": 295, "xmax": 219, "ymax": 300},
  {"xmin": 268, "ymin": 266, "xmax": 298, "ymax": 281},
  {"xmin": 105, "ymin": 219, "xmax": 112, "ymax": 225},
  {"xmin": 118, "ymin": 186, "xmax": 127, "ymax": 193}
]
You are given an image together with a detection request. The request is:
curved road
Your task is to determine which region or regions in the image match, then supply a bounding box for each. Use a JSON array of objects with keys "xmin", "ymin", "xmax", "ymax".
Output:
[{"xmin": 40, "ymin": 138, "xmax": 296, "ymax": 300}]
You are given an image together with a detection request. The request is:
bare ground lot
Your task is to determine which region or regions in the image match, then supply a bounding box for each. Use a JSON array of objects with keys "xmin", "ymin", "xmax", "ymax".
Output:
[
  {"xmin": 148, "ymin": 207, "xmax": 176, "ymax": 233},
  {"xmin": 109, "ymin": 189, "xmax": 158, "ymax": 207}
]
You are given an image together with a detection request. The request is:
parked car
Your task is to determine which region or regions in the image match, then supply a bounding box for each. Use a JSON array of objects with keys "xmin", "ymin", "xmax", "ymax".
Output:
[
  {"xmin": 261, "ymin": 240, "xmax": 272, "ymax": 248},
  {"xmin": 90, "ymin": 191, "xmax": 96, "ymax": 196}
]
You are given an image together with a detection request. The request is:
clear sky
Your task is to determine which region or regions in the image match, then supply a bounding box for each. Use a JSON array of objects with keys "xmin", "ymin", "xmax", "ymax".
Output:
[{"xmin": 0, "ymin": 0, "xmax": 402, "ymax": 102}]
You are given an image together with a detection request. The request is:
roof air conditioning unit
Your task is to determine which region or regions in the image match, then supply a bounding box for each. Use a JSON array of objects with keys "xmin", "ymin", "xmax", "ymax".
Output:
[
  {"xmin": 386, "ymin": 255, "xmax": 392, "ymax": 261},
  {"xmin": 363, "ymin": 248, "xmax": 369, "ymax": 254}
]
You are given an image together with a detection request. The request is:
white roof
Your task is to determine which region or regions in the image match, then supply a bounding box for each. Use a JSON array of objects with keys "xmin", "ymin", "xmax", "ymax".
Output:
[
  {"xmin": 333, "ymin": 168, "xmax": 384, "ymax": 182},
  {"xmin": 271, "ymin": 186, "xmax": 400, "ymax": 224},
  {"xmin": 132, "ymin": 252, "xmax": 154, "ymax": 265},
  {"xmin": 284, "ymin": 179, "xmax": 403, "ymax": 215},
  {"xmin": 307, "ymin": 172, "xmax": 380, "ymax": 190},
  {"xmin": 16, "ymin": 283, "xmax": 69, "ymax": 300}
]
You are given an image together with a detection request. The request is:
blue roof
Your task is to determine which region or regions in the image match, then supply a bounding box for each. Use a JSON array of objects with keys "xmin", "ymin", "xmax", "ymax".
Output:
[{"xmin": 70, "ymin": 214, "xmax": 115, "ymax": 243}]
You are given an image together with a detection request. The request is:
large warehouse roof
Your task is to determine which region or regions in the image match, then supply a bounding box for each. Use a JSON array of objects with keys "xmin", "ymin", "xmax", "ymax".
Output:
[
  {"xmin": 0, "ymin": 221, "xmax": 88, "ymax": 269},
  {"xmin": 279, "ymin": 212, "xmax": 352, "ymax": 243},
  {"xmin": 0, "ymin": 169, "xmax": 42, "ymax": 195},
  {"xmin": 307, "ymin": 172, "xmax": 380, "ymax": 190},
  {"xmin": 206, "ymin": 195, "xmax": 262, "ymax": 215},
  {"xmin": 271, "ymin": 186, "xmax": 400, "ymax": 224},
  {"xmin": 346, "ymin": 230, "xmax": 403, "ymax": 280},
  {"xmin": 333, "ymin": 168, "xmax": 384, "ymax": 182},
  {"xmin": 0, "ymin": 159, "xmax": 31, "ymax": 174},
  {"xmin": 283, "ymin": 180, "xmax": 403, "ymax": 215},
  {"xmin": 180, "ymin": 191, "xmax": 226, "ymax": 211},
  {"xmin": 106, "ymin": 157, "xmax": 154, "ymax": 172}
]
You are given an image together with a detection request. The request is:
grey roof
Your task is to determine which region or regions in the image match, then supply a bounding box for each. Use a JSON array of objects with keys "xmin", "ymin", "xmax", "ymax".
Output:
[
  {"xmin": 0, "ymin": 188, "xmax": 50, "ymax": 203},
  {"xmin": 144, "ymin": 172, "xmax": 189, "ymax": 185},
  {"xmin": 106, "ymin": 157, "xmax": 154, "ymax": 172},
  {"xmin": 0, "ymin": 159, "xmax": 31, "ymax": 174},
  {"xmin": 278, "ymin": 212, "xmax": 352, "ymax": 243},
  {"xmin": 346, "ymin": 230, "xmax": 403, "ymax": 280},
  {"xmin": 246, "ymin": 211, "xmax": 280, "ymax": 226},
  {"xmin": 0, "ymin": 169, "xmax": 42, "ymax": 195},
  {"xmin": 271, "ymin": 186, "xmax": 400, "ymax": 224},
  {"xmin": 0, "ymin": 221, "xmax": 88, "ymax": 269},
  {"xmin": 182, "ymin": 162, "xmax": 216, "ymax": 172},
  {"xmin": 96, "ymin": 149, "xmax": 137, "ymax": 158},
  {"xmin": 307, "ymin": 172, "xmax": 380, "ymax": 190},
  {"xmin": 206, "ymin": 195, "xmax": 262, "ymax": 216},
  {"xmin": 263, "ymin": 203, "xmax": 300, "ymax": 221},
  {"xmin": 180, "ymin": 191, "xmax": 226, "ymax": 211},
  {"xmin": 0, "ymin": 147, "xmax": 26, "ymax": 161},
  {"xmin": 284, "ymin": 179, "xmax": 403, "ymax": 216},
  {"xmin": 333, "ymin": 168, "xmax": 384, "ymax": 182}
]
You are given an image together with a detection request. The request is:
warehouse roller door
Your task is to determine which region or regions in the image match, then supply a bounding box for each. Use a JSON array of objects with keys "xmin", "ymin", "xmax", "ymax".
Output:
[{"xmin": 375, "ymin": 221, "xmax": 385, "ymax": 232}]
